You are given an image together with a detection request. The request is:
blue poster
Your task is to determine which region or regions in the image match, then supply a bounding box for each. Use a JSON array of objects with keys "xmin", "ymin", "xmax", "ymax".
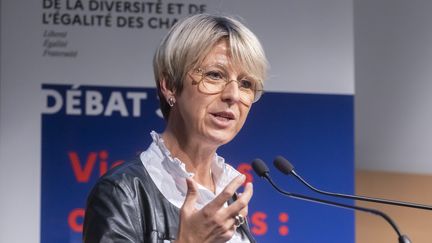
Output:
[{"xmin": 41, "ymin": 84, "xmax": 354, "ymax": 242}]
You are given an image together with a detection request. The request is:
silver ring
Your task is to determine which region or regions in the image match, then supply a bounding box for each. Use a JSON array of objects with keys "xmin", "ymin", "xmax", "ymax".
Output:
[{"xmin": 234, "ymin": 214, "xmax": 245, "ymax": 227}]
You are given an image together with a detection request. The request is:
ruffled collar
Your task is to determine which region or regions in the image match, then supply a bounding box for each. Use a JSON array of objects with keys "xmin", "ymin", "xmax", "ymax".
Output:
[{"xmin": 150, "ymin": 131, "xmax": 226, "ymax": 185}]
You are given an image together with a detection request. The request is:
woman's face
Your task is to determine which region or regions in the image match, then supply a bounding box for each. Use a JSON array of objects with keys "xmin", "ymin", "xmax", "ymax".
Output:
[{"xmin": 172, "ymin": 40, "xmax": 253, "ymax": 148}]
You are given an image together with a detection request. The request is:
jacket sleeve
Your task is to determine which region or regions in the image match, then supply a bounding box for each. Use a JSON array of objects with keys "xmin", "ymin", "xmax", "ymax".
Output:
[{"xmin": 83, "ymin": 178, "xmax": 143, "ymax": 243}]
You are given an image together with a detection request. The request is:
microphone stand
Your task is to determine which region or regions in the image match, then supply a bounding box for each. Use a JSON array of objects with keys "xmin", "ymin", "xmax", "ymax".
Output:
[
  {"xmin": 252, "ymin": 159, "xmax": 411, "ymax": 243},
  {"xmin": 281, "ymin": 160, "xmax": 432, "ymax": 211}
]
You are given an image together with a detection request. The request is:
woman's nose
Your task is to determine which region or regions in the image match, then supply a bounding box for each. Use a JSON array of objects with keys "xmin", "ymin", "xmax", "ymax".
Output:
[{"xmin": 220, "ymin": 80, "xmax": 241, "ymax": 104}]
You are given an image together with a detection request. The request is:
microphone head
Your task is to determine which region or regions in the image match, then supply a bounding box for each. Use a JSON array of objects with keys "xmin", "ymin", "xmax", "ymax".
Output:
[
  {"xmin": 251, "ymin": 159, "xmax": 270, "ymax": 177},
  {"xmin": 273, "ymin": 156, "xmax": 294, "ymax": 175}
]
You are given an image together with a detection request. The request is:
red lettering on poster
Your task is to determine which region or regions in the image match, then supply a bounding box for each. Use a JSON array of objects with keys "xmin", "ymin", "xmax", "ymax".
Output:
[
  {"xmin": 99, "ymin": 150, "xmax": 109, "ymax": 176},
  {"xmin": 251, "ymin": 211, "xmax": 267, "ymax": 235},
  {"xmin": 69, "ymin": 150, "xmax": 125, "ymax": 182},
  {"xmin": 237, "ymin": 163, "xmax": 254, "ymax": 185},
  {"xmin": 69, "ymin": 151, "xmax": 97, "ymax": 183},
  {"xmin": 68, "ymin": 208, "xmax": 85, "ymax": 233},
  {"xmin": 110, "ymin": 160, "xmax": 124, "ymax": 169},
  {"xmin": 278, "ymin": 212, "xmax": 289, "ymax": 236}
]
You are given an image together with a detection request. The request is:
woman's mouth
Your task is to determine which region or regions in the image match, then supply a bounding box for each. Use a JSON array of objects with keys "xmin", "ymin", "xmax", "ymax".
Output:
[
  {"xmin": 211, "ymin": 111, "xmax": 235, "ymax": 120},
  {"xmin": 210, "ymin": 111, "xmax": 236, "ymax": 126}
]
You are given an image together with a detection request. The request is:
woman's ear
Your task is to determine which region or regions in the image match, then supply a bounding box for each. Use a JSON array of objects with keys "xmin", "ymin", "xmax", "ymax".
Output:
[{"xmin": 159, "ymin": 79, "xmax": 176, "ymax": 99}]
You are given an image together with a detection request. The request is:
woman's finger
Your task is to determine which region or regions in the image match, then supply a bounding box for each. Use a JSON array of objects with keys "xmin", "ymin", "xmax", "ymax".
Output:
[
  {"xmin": 226, "ymin": 182, "xmax": 253, "ymax": 217},
  {"xmin": 206, "ymin": 175, "xmax": 246, "ymax": 210},
  {"xmin": 181, "ymin": 178, "xmax": 199, "ymax": 214}
]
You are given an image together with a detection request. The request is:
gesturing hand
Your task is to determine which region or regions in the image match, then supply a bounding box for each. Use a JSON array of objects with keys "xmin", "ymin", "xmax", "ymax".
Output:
[{"xmin": 175, "ymin": 175, "xmax": 253, "ymax": 243}]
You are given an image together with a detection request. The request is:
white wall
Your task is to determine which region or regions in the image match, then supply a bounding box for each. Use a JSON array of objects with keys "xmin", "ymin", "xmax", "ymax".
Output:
[{"xmin": 355, "ymin": 0, "xmax": 432, "ymax": 174}]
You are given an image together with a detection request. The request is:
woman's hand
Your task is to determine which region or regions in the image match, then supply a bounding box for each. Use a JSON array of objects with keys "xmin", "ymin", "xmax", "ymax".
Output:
[{"xmin": 175, "ymin": 175, "xmax": 253, "ymax": 243}]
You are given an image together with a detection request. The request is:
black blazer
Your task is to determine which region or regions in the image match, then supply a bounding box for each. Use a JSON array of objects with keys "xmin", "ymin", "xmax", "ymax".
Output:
[{"xmin": 83, "ymin": 158, "xmax": 256, "ymax": 243}]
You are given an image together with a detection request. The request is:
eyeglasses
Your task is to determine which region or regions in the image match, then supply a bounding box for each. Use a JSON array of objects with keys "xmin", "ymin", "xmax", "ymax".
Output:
[{"xmin": 189, "ymin": 64, "xmax": 263, "ymax": 104}]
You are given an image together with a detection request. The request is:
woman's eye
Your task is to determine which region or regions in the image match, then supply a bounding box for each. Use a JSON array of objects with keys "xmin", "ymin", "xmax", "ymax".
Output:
[
  {"xmin": 240, "ymin": 79, "xmax": 254, "ymax": 89},
  {"xmin": 205, "ymin": 71, "xmax": 224, "ymax": 80}
]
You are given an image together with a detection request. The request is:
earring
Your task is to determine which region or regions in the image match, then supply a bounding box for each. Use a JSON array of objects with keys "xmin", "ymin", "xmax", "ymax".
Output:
[{"xmin": 167, "ymin": 97, "xmax": 176, "ymax": 107}]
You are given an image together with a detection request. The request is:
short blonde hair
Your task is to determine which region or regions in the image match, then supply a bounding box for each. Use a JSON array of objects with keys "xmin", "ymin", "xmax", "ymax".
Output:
[{"xmin": 154, "ymin": 13, "xmax": 268, "ymax": 119}]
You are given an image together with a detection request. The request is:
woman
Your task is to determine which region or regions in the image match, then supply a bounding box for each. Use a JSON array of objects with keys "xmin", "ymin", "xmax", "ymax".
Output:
[{"xmin": 83, "ymin": 13, "xmax": 268, "ymax": 243}]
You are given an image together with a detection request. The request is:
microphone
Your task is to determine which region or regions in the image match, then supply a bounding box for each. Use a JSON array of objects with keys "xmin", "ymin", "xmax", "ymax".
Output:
[
  {"xmin": 251, "ymin": 158, "xmax": 411, "ymax": 243},
  {"xmin": 273, "ymin": 155, "xmax": 432, "ymax": 211}
]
